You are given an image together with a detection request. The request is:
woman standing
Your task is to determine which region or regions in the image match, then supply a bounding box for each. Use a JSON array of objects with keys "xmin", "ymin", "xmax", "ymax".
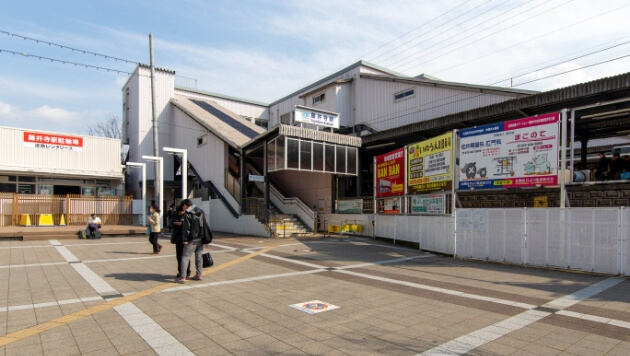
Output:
[{"xmin": 147, "ymin": 204, "xmax": 162, "ymax": 254}]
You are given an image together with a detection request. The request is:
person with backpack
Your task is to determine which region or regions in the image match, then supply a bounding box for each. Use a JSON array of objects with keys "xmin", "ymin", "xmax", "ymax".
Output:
[
  {"xmin": 170, "ymin": 205, "xmax": 190, "ymax": 280},
  {"xmin": 177, "ymin": 199, "xmax": 210, "ymax": 283}
]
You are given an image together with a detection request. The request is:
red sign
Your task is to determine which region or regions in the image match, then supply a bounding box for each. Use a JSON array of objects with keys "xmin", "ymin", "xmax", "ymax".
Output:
[
  {"xmin": 23, "ymin": 132, "xmax": 83, "ymax": 151},
  {"xmin": 375, "ymin": 148, "xmax": 405, "ymax": 197}
]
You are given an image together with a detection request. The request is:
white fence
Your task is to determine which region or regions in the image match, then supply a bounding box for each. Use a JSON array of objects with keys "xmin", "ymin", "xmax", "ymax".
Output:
[{"xmin": 369, "ymin": 207, "xmax": 629, "ymax": 276}]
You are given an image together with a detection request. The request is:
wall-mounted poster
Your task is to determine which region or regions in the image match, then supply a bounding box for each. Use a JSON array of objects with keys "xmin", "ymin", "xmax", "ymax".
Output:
[
  {"xmin": 377, "ymin": 197, "xmax": 401, "ymax": 214},
  {"xmin": 410, "ymin": 193, "xmax": 445, "ymax": 214},
  {"xmin": 337, "ymin": 199, "xmax": 362, "ymax": 213},
  {"xmin": 407, "ymin": 132, "xmax": 452, "ymax": 194},
  {"xmin": 375, "ymin": 148, "xmax": 405, "ymax": 197},
  {"xmin": 458, "ymin": 112, "xmax": 559, "ymax": 190}
]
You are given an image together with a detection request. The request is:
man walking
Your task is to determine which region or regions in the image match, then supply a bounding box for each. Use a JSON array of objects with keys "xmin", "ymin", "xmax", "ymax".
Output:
[
  {"xmin": 177, "ymin": 199, "xmax": 208, "ymax": 283},
  {"xmin": 170, "ymin": 205, "xmax": 190, "ymax": 280}
]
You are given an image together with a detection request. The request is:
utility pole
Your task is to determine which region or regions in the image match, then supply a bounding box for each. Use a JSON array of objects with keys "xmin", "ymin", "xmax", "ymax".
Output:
[{"xmin": 149, "ymin": 33, "xmax": 160, "ymax": 207}]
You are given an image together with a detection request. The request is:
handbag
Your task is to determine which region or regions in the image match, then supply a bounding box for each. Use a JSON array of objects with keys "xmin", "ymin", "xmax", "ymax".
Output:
[
  {"xmin": 202, "ymin": 252, "xmax": 214, "ymax": 268},
  {"xmin": 202, "ymin": 224, "xmax": 213, "ymax": 244},
  {"xmin": 146, "ymin": 225, "xmax": 151, "ymax": 235}
]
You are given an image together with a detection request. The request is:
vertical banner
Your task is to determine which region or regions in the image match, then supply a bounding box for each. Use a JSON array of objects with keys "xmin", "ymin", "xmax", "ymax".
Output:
[
  {"xmin": 407, "ymin": 132, "xmax": 452, "ymax": 194},
  {"xmin": 375, "ymin": 148, "xmax": 405, "ymax": 197},
  {"xmin": 458, "ymin": 112, "xmax": 559, "ymax": 190}
]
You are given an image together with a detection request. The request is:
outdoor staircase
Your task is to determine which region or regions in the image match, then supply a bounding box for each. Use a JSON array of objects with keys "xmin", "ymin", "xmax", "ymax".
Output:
[{"xmin": 272, "ymin": 214, "xmax": 314, "ymax": 238}]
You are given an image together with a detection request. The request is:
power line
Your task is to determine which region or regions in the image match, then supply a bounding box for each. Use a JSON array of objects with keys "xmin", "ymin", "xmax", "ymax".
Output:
[
  {"xmin": 356, "ymin": 0, "xmax": 474, "ymax": 62},
  {"xmin": 392, "ymin": 0, "xmax": 573, "ymax": 73},
  {"xmin": 427, "ymin": 1, "xmax": 630, "ymax": 77},
  {"xmin": 389, "ymin": 0, "xmax": 547, "ymax": 73},
  {"xmin": 0, "ymin": 29, "xmax": 139, "ymax": 65},
  {"xmin": 0, "ymin": 48, "xmax": 136, "ymax": 76},
  {"xmin": 370, "ymin": 0, "xmax": 494, "ymax": 64}
]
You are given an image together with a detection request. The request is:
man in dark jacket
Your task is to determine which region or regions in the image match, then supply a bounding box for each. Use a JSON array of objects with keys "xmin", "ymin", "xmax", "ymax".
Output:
[
  {"xmin": 170, "ymin": 205, "xmax": 190, "ymax": 280},
  {"xmin": 177, "ymin": 199, "xmax": 207, "ymax": 283},
  {"xmin": 594, "ymin": 152, "xmax": 610, "ymax": 181}
]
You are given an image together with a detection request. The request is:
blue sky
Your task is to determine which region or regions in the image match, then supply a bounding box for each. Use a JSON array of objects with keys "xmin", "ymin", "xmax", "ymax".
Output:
[{"xmin": 2, "ymin": 0, "xmax": 630, "ymax": 135}]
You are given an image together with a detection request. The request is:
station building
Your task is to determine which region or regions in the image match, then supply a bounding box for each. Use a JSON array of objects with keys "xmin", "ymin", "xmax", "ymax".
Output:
[{"xmin": 122, "ymin": 61, "xmax": 534, "ymax": 236}]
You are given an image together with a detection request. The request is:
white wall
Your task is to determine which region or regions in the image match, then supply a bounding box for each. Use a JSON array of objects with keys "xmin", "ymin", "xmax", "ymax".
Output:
[{"xmin": 0, "ymin": 126, "xmax": 122, "ymax": 179}]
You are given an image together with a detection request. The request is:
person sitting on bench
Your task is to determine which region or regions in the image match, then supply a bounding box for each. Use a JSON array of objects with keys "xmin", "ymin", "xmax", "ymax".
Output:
[{"xmin": 86, "ymin": 213, "xmax": 102, "ymax": 238}]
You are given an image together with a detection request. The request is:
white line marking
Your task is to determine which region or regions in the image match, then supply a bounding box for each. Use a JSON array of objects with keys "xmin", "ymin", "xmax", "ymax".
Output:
[
  {"xmin": 0, "ymin": 261, "xmax": 68, "ymax": 269},
  {"xmin": 419, "ymin": 277, "xmax": 625, "ymax": 355},
  {"xmin": 0, "ymin": 245, "xmax": 53, "ymax": 250},
  {"xmin": 49, "ymin": 239, "xmax": 193, "ymax": 355},
  {"xmin": 0, "ymin": 296, "xmax": 104, "ymax": 313},
  {"xmin": 335, "ymin": 269, "xmax": 538, "ymax": 310},
  {"xmin": 84, "ymin": 255, "xmax": 176, "ymax": 263},
  {"xmin": 63, "ymin": 241, "xmax": 147, "ymax": 247},
  {"xmin": 115, "ymin": 303, "xmax": 194, "ymax": 356},
  {"xmin": 260, "ymin": 253, "xmax": 328, "ymax": 269}
]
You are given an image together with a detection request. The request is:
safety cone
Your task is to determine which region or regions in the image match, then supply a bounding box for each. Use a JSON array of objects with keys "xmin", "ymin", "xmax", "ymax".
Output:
[{"xmin": 59, "ymin": 214, "xmax": 66, "ymax": 226}]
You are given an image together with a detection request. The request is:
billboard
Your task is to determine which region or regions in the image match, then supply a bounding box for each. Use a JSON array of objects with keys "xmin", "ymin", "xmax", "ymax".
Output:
[
  {"xmin": 407, "ymin": 132, "xmax": 452, "ymax": 194},
  {"xmin": 410, "ymin": 193, "xmax": 446, "ymax": 214},
  {"xmin": 458, "ymin": 112, "xmax": 559, "ymax": 190},
  {"xmin": 375, "ymin": 148, "xmax": 405, "ymax": 197}
]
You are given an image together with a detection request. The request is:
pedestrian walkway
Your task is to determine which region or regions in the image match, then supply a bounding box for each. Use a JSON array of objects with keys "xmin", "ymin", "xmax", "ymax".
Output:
[{"xmin": 0, "ymin": 233, "xmax": 629, "ymax": 355}]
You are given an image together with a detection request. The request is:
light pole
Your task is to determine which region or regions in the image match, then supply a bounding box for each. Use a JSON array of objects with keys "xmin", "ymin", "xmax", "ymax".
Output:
[
  {"xmin": 143, "ymin": 155, "xmax": 163, "ymax": 228},
  {"xmin": 126, "ymin": 162, "xmax": 146, "ymax": 226},
  {"xmin": 163, "ymin": 147, "xmax": 187, "ymax": 201}
]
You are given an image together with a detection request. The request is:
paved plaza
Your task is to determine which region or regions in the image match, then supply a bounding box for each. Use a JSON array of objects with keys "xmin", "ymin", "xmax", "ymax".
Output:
[{"xmin": 1, "ymin": 233, "xmax": 630, "ymax": 355}]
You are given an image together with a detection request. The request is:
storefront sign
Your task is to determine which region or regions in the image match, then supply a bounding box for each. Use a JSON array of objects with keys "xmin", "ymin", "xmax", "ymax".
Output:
[
  {"xmin": 375, "ymin": 148, "xmax": 405, "ymax": 197},
  {"xmin": 248, "ymin": 174, "xmax": 265, "ymax": 182},
  {"xmin": 408, "ymin": 132, "xmax": 452, "ymax": 194},
  {"xmin": 294, "ymin": 106, "xmax": 340, "ymax": 129},
  {"xmin": 337, "ymin": 199, "xmax": 362, "ymax": 213},
  {"xmin": 23, "ymin": 132, "xmax": 83, "ymax": 151},
  {"xmin": 458, "ymin": 113, "xmax": 559, "ymax": 190},
  {"xmin": 410, "ymin": 193, "xmax": 445, "ymax": 214}
]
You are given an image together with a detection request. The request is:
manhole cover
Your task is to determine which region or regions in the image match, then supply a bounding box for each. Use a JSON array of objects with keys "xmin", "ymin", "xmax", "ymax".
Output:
[{"xmin": 289, "ymin": 300, "xmax": 340, "ymax": 314}]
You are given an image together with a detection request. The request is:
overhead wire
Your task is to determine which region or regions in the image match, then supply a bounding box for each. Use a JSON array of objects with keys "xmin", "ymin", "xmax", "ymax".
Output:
[
  {"xmin": 0, "ymin": 29, "xmax": 139, "ymax": 65},
  {"xmin": 370, "ymin": 0, "xmax": 494, "ymax": 65},
  {"xmin": 391, "ymin": 0, "xmax": 574, "ymax": 73},
  {"xmin": 390, "ymin": 0, "xmax": 549, "ymax": 73}
]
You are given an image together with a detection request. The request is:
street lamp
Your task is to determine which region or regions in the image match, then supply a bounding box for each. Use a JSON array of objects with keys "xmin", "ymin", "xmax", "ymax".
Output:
[
  {"xmin": 163, "ymin": 147, "xmax": 187, "ymax": 201},
  {"xmin": 143, "ymin": 155, "xmax": 163, "ymax": 228},
  {"xmin": 126, "ymin": 162, "xmax": 146, "ymax": 226}
]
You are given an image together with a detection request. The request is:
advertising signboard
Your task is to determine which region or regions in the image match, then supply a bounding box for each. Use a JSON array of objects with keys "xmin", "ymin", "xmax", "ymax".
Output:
[
  {"xmin": 337, "ymin": 199, "xmax": 362, "ymax": 213},
  {"xmin": 458, "ymin": 112, "xmax": 559, "ymax": 190},
  {"xmin": 407, "ymin": 132, "xmax": 452, "ymax": 194},
  {"xmin": 23, "ymin": 131, "xmax": 83, "ymax": 151},
  {"xmin": 375, "ymin": 148, "xmax": 405, "ymax": 197},
  {"xmin": 410, "ymin": 193, "xmax": 446, "ymax": 214}
]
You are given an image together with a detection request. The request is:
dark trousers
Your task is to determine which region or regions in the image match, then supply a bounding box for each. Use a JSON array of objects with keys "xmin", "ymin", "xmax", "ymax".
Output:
[
  {"xmin": 86, "ymin": 223, "xmax": 99, "ymax": 236},
  {"xmin": 176, "ymin": 242, "xmax": 191, "ymax": 278},
  {"xmin": 149, "ymin": 232, "xmax": 161, "ymax": 253}
]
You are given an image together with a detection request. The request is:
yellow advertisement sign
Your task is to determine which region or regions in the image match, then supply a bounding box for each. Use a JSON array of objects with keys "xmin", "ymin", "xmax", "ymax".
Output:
[{"xmin": 408, "ymin": 132, "xmax": 453, "ymax": 194}]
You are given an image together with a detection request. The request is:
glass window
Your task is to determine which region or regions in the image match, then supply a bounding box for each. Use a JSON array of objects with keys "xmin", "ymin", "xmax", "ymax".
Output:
[
  {"xmin": 19, "ymin": 176, "xmax": 36, "ymax": 182},
  {"xmin": 300, "ymin": 140, "xmax": 312, "ymax": 170},
  {"xmin": 336, "ymin": 146, "xmax": 346, "ymax": 173},
  {"xmin": 313, "ymin": 142, "xmax": 324, "ymax": 171},
  {"xmin": 0, "ymin": 183, "xmax": 15, "ymax": 193},
  {"xmin": 267, "ymin": 139, "xmax": 276, "ymax": 171},
  {"xmin": 313, "ymin": 93, "xmax": 325, "ymax": 105},
  {"xmin": 38, "ymin": 185, "xmax": 53, "ymax": 195},
  {"xmin": 347, "ymin": 147, "xmax": 357, "ymax": 175},
  {"xmin": 0, "ymin": 176, "xmax": 16, "ymax": 182},
  {"xmin": 287, "ymin": 138, "xmax": 299, "ymax": 169},
  {"xmin": 325, "ymin": 144, "xmax": 335, "ymax": 172},
  {"xmin": 83, "ymin": 187, "xmax": 95, "ymax": 196},
  {"xmin": 394, "ymin": 89, "xmax": 415, "ymax": 101},
  {"xmin": 17, "ymin": 184, "xmax": 35, "ymax": 194},
  {"xmin": 276, "ymin": 136, "xmax": 285, "ymax": 170}
]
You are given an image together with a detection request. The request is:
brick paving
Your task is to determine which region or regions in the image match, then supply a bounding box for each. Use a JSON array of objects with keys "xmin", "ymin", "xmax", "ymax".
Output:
[{"xmin": 0, "ymin": 232, "xmax": 629, "ymax": 355}]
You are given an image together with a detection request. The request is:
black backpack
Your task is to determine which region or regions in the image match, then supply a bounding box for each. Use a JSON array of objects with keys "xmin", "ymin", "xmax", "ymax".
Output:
[{"xmin": 189, "ymin": 208, "xmax": 213, "ymax": 244}]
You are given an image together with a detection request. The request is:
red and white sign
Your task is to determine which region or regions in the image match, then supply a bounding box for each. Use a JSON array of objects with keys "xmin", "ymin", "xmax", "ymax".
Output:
[
  {"xmin": 375, "ymin": 148, "xmax": 405, "ymax": 197},
  {"xmin": 23, "ymin": 132, "xmax": 83, "ymax": 151}
]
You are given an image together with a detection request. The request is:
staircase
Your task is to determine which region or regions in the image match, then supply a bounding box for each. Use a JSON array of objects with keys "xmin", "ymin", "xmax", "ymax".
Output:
[{"xmin": 271, "ymin": 214, "xmax": 314, "ymax": 238}]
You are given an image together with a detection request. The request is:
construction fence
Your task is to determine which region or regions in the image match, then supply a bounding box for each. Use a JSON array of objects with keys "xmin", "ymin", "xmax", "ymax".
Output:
[
  {"xmin": 0, "ymin": 193, "xmax": 133, "ymax": 227},
  {"xmin": 371, "ymin": 207, "xmax": 629, "ymax": 276}
]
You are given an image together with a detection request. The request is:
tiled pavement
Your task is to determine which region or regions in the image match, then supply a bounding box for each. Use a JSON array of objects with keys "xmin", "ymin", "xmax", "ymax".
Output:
[{"xmin": 1, "ymin": 233, "xmax": 630, "ymax": 355}]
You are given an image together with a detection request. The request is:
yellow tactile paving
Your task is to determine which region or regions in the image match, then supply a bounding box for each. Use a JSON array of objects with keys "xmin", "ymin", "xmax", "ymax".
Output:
[{"xmin": 0, "ymin": 245, "xmax": 275, "ymax": 347}]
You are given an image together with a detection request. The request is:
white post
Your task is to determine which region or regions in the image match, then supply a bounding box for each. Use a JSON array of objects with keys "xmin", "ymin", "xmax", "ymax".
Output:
[
  {"xmin": 126, "ymin": 162, "xmax": 147, "ymax": 226},
  {"xmin": 163, "ymin": 147, "xmax": 188, "ymax": 200},
  {"xmin": 143, "ymin": 155, "xmax": 163, "ymax": 228},
  {"xmin": 560, "ymin": 109, "xmax": 568, "ymax": 208}
]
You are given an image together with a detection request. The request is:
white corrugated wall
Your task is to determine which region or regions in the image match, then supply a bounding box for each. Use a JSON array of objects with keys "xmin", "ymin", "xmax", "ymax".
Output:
[{"xmin": 0, "ymin": 126, "xmax": 121, "ymax": 178}]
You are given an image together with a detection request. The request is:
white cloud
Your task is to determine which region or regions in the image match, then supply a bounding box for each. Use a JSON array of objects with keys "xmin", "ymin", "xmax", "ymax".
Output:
[{"xmin": 0, "ymin": 101, "xmax": 88, "ymax": 133}]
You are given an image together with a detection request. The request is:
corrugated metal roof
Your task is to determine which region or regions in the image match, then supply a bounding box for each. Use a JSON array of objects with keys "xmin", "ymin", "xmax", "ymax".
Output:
[
  {"xmin": 363, "ymin": 71, "xmax": 630, "ymax": 145},
  {"xmin": 171, "ymin": 96, "xmax": 266, "ymax": 148},
  {"xmin": 174, "ymin": 86, "xmax": 269, "ymax": 107}
]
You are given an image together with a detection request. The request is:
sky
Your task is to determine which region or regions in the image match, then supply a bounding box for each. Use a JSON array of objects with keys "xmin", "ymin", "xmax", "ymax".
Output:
[{"xmin": 1, "ymin": 0, "xmax": 630, "ymax": 135}]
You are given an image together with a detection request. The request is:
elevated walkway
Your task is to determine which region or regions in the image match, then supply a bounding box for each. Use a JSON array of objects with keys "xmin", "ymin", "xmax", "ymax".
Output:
[{"xmin": 0, "ymin": 225, "xmax": 147, "ymax": 241}]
